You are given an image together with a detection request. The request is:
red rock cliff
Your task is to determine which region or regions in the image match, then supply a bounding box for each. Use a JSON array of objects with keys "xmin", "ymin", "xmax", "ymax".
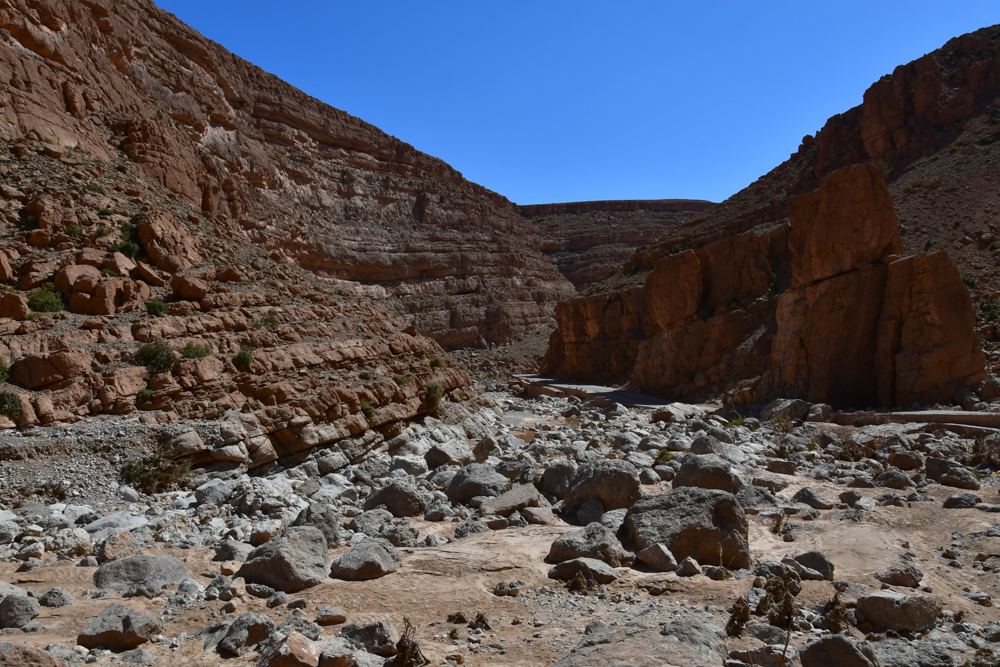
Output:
[{"xmin": 543, "ymin": 164, "xmax": 987, "ymax": 408}]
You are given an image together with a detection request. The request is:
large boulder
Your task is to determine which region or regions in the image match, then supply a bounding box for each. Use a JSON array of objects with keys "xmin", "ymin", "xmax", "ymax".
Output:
[
  {"xmin": 93, "ymin": 555, "xmax": 189, "ymax": 593},
  {"xmin": 871, "ymin": 638, "xmax": 956, "ymax": 667},
  {"xmin": 362, "ymin": 481, "xmax": 426, "ymax": 517},
  {"xmin": 624, "ymin": 487, "xmax": 750, "ymax": 569},
  {"xmin": 77, "ymin": 603, "xmax": 162, "ymax": 652},
  {"xmin": 447, "ymin": 464, "xmax": 510, "ymax": 505},
  {"xmin": 671, "ymin": 454, "xmax": 745, "ymax": 493},
  {"xmin": 856, "ymin": 591, "xmax": 940, "ymax": 632},
  {"xmin": 289, "ymin": 503, "xmax": 342, "ymax": 547},
  {"xmin": 218, "ymin": 613, "xmax": 275, "ymax": 657},
  {"xmin": 424, "ymin": 440, "xmax": 474, "ymax": 469},
  {"xmin": 925, "ymin": 456, "xmax": 979, "ymax": 490},
  {"xmin": 799, "ymin": 635, "xmax": 877, "ymax": 667},
  {"xmin": 330, "ymin": 537, "xmax": 401, "ymax": 581},
  {"xmin": 547, "ymin": 558, "xmax": 621, "ymax": 585},
  {"xmin": 564, "ymin": 460, "xmax": 641, "ymax": 513},
  {"xmin": 551, "ymin": 620, "xmax": 727, "ymax": 667},
  {"xmin": 237, "ymin": 526, "xmax": 329, "ymax": 593},
  {"xmin": 0, "ymin": 595, "xmax": 39, "ymax": 629},
  {"xmin": 339, "ymin": 620, "xmax": 400, "ymax": 657},
  {"xmin": 0, "ymin": 643, "xmax": 67, "ymax": 667},
  {"xmin": 545, "ymin": 523, "xmax": 632, "ymax": 568}
]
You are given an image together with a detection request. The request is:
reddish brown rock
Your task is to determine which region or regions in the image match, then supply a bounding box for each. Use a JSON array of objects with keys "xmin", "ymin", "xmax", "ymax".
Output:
[
  {"xmin": 0, "ymin": 293, "xmax": 29, "ymax": 321},
  {"xmin": 53, "ymin": 264, "xmax": 100, "ymax": 294},
  {"xmin": 0, "ymin": 643, "xmax": 67, "ymax": 667},
  {"xmin": 136, "ymin": 212, "xmax": 202, "ymax": 274},
  {"xmin": 172, "ymin": 275, "xmax": 209, "ymax": 301},
  {"xmin": 257, "ymin": 632, "xmax": 320, "ymax": 667},
  {"xmin": 544, "ymin": 165, "xmax": 986, "ymax": 408},
  {"xmin": 787, "ymin": 163, "xmax": 902, "ymax": 286},
  {"xmin": 11, "ymin": 349, "xmax": 92, "ymax": 389}
]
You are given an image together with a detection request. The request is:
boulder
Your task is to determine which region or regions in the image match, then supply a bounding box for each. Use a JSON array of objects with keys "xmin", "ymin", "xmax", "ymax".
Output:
[
  {"xmin": 479, "ymin": 483, "xmax": 543, "ymax": 517},
  {"xmin": 799, "ymin": 635, "xmax": 877, "ymax": 667},
  {"xmin": 871, "ymin": 638, "xmax": 956, "ymax": 667},
  {"xmin": 541, "ymin": 460, "xmax": 578, "ymax": 499},
  {"xmin": 0, "ymin": 643, "xmax": 68, "ymax": 667},
  {"xmin": 925, "ymin": 457, "xmax": 979, "ymax": 490},
  {"xmin": 424, "ymin": 440, "xmax": 474, "ymax": 469},
  {"xmin": 447, "ymin": 464, "xmax": 510, "ymax": 505},
  {"xmin": 39, "ymin": 587, "xmax": 76, "ymax": 608},
  {"xmin": 362, "ymin": 480, "xmax": 426, "ymax": 517},
  {"xmin": 636, "ymin": 543, "xmax": 678, "ymax": 572},
  {"xmin": 339, "ymin": 620, "xmax": 399, "ymax": 657},
  {"xmin": 136, "ymin": 211, "xmax": 202, "ymax": 273},
  {"xmin": 93, "ymin": 555, "xmax": 189, "ymax": 593},
  {"xmin": 943, "ymin": 492, "xmax": 981, "ymax": 509},
  {"xmin": 856, "ymin": 591, "xmax": 939, "ymax": 632},
  {"xmin": 237, "ymin": 526, "xmax": 330, "ymax": 593},
  {"xmin": 671, "ymin": 454, "xmax": 745, "ymax": 493},
  {"xmin": 0, "ymin": 595, "xmax": 38, "ymax": 629},
  {"xmin": 874, "ymin": 562, "xmax": 923, "ymax": 588},
  {"xmin": 330, "ymin": 537, "xmax": 400, "ymax": 581},
  {"xmin": 545, "ymin": 523, "xmax": 632, "ymax": 567},
  {"xmin": 793, "ymin": 551, "xmax": 835, "ymax": 581},
  {"xmin": 551, "ymin": 620, "xmax": 727, "ymax": 667},
  {"xmin": 624, "ymin": 487, "xmax": 750, "ymax": 569},
  {"xmin": 257, "ymin": 631, "xmax": 320, "ymax": 667},
  {"xmin": 289, "ymin": 503, "xmax": 342, "ymax": 547},
  {"xmin": 218, "ymin": 613, "xmax": 275, "ymax": 657},
  {"xmin": 791, "ymin": 486, "xmax": 834, "ymax": 510},
  {"xmin": 564, "ymin": 460, "xmax": 641, "ymax": 512},
  {"xmin": 547, "ymin": 558, "xmax": 621, "ymax": 585},
  {"xmin": 77, "ymin": 603, "xmax": 162, "ymax": 651}
]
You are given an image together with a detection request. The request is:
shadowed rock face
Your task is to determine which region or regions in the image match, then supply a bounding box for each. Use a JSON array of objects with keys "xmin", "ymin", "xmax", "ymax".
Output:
[
  {"xmin": 543, "ymin": 164, "xmax": 986, "ymax": 408},
  {"xmin": 522, "ymin": 200, "xmax": 715, "ymax": 290},
  {"xmin": 0, "ymin": 0, "xmax": 573, "ymax": 349}
]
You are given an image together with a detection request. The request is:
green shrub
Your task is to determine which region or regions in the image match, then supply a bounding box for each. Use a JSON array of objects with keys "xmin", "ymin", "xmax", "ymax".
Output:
[
  {"xmin": 652, "ymin": 449, "xmax": 676, "ymax": 466},
  {"xmin": 98, "ymin": 208, "xmax": 113, "ymax": 217},
  {"xmin": 84, "ymin": 183, "xmax": 105, "ymax": 194},
  {"xmin": 135, "ymin": 341, "xmax": 177, "ymax": 370},
  {"xmin": 181, "ymin": 343, "xmax": 211, "ymax": 359},
  {"xmin": 0, "ymin": 360, "xmax": 7, "ymax": 384},
  {"xmin": 109, "ymin": 240, "xmax": 139, "ymax": 257},
  {"xmin": 100, "ymin": 268, "xmax": 119, "ymax": 278},
  {"xmin": 136, "ymin": 387, "xmax": 155, "ymax": 402},
  {"xmin": 768, "ymin": 414, "xmax": 795, "ymax": 433},
  {"xmin": 95, "ymin": 226, "xmax": 112, "ymax": 238},
  {"xmin": 26, "ymin": 283, "xmax": 63, "ymax": 312},
  {"xmin": 119, "ymin": 452, "xmax": 190, "ymax": 495},
  {"xmin": 235, "ymin": 345, "xmax": 254, "ymax": 370},
  {"xmin": 65, "ymin": 224, "xmax": 83, "ymax": 239},
  {"xmin": 962, "ymin": 275, "xmax": 979, "ymax": 290},
  {"xmin": 982, "ymin": 299, "xmax": 1000, "ymax": 323},
  {"xmin": 359, "ymin": 398, "xmax": 377, "ymax": 421},
  {"xmin": 980, "ymin": 134, "xmax": 997, "ymax": 145},
  {"xmin": 991, "ymin": 242, "xmax": 1000, "ymax": 252},
  {"xmin": 0, "ymin": 391, "xmax": 20, "ymax": 421},
  {"xmin": 131, "ymin": 212, "xmax": 148, "ymax": 223},
  {"xmin": 429, "ymin": 356, "xmax": 447, "ymax": 368},
  {"xmin": 359, "ymin": 371, "xmax": 373, "ymax": 381},
  {"xmin": 425, "ymin": 381, "xmax": 444, "ymax": 410},
  {"xmin": 393, "ymin": 374, "xmax": 411, "ymax": 386},
  {"xmin": 146, "ymin": 299, "xmax": 168, "ymax": 316},
  {"xmin": 253, "ymin": 312, "xmax": 280, "ymax": 329}
]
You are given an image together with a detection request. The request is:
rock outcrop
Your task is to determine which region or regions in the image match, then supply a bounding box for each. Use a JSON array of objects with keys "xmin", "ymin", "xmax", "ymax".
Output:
[
  {"xmin": 0, "ymin": 0, "xmax": 573, "ymax": 354},
  {"xmin": 522, "ymin": 199, "xmax": 714, "ymax": 290},
  {"xmin": 543, "ymin": 164, "xmax": 986, "ymax": 407}
]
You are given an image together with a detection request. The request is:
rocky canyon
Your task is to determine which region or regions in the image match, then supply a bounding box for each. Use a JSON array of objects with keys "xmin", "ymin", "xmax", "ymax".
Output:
[{"xmin": 0, "ymin": 3, "xmax": 997, "ymax": 667}]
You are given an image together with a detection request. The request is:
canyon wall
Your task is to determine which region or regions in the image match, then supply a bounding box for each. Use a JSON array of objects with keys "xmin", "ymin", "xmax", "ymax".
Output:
[
  {"xmin": 521, "ymin": 199, "xmax": 714, "ymax": 290},
  {"xmin": 0, "ymin": 0, "xmax": 573, "ymax": 349},
  {"xmin": 543, "ymin": 164, "xmax": 987, "ymax": 408}
]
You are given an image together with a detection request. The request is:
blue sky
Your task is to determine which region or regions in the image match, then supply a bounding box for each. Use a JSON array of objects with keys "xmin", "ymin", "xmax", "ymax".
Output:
[{"xmin": 156, "ymin": 1, "xmax": 998, "ymax": 205}]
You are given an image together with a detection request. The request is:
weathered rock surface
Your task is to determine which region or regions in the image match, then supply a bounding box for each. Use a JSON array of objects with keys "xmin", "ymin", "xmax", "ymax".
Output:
[
  {"xmin": 77, "ymin": 603, "xmax": 161, "ymax": 652},
  {"xmin": 543, "ymin": 164, "xmax": 986, "ymax": 408},
  {"xmin": 624, "ymin": 487, "xmax": 750, "ymax": 569},
  {"xmin": 545, "ymin": 522, "xmax": 632, "ymax": 567},
  {"xmin": 856, "ymin": 591, "xmax": 940, "ymax": 632},
  {"xmin": 93, "ymin": 555, "xmax": 189, "ymax": 593},
  {"xmin": 551, "ymin": 621, "xmax": 728, "ymax": 667},
  {"xmin": 236, "ymin": 526, "xmax": 329, "ymax": 593},
  {"xmin": 330, "ymin": 537, "xmax": 401, "ymax": 581},
  {"xmin": 522, "ymin": 199, "xmax": 714, "ymax": 290}
]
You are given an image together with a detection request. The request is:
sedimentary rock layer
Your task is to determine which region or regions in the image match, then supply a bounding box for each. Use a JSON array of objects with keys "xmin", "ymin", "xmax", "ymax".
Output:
[
  {"xmin": 0, "ymin": 0, "xmax": 573, "ymax": 348},
  {"xmin": 522, "ymin": 200, "xmax": 714, "ymax": 290},
  {"xmin": 543, "ymin": 164, "xmax": 987, "ymax": 408}
]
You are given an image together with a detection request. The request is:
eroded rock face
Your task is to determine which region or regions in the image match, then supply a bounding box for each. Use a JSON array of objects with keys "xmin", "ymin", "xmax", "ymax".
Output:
[
  {"xmin": 543, "ymin": 164, "xmax": 986, "ymax": 408},
  {"xmin": 0, "ymin": 0, "xmax": 573, "ymax": 348}
]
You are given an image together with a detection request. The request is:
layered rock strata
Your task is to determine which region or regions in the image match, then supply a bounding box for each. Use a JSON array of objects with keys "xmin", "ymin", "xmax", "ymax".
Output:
[
  {"xmin": 522, "ymin": 199, "xmax": 714, "ymax": 290},
  {"xmin": 0, "ymin": 0, "xmax": 573, "ymax": 349},
  {"xmin": 543, "ymin": 164, "xmax": 986, "ymax": 408}
]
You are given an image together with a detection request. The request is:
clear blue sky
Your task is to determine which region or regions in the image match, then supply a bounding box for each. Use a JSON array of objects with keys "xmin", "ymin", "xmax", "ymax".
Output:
[{"xmin": 156, "ymin": 1, "xmax": 998, "ymax": 205}]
